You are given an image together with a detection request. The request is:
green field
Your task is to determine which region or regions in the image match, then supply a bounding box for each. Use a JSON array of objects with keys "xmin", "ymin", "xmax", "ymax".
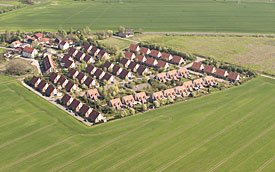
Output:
[
  {"xmin": 0, "ymin": 1, "xmax": 23, "ymax": 11},
  {"xmin": 1, "ymin": 0, "xmax": 275, "ymax": 33},
  {"xmin": 0, "ymin": 75, "xmax": 274, "ymax": 171},
  {"xmin": 133, "ymin": 34, "xmax": 275, "ymax": 74}
]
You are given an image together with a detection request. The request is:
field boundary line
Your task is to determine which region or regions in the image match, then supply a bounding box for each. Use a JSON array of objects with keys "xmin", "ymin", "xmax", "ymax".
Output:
[
  {"xmin": 0, "ymin": 136, "xmax": 74, "ymax": 171},
  {"xmin": 254, "ymin": 154, "xmax": 275, "ymax": 172},
  {"xmin": 104, "ymin": 83, "xmax": 266, "ymax": 172},
  {"xmin": 0, "ymin": 112, "xmax": 35, "ymax": 128},
  {"xmin": 206, "ymin": 124, "xmax": 275, "ymax": 172},
  {"xmin": 155, "ymin": 97, "xmax": 273, "ymax": 172}
]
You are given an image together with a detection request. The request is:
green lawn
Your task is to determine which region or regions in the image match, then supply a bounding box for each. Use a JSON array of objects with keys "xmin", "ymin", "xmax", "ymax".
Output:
[
  {"xmin": 1, "ymin": 0, "xmax": 275, "ymax": 33},
  {"xmin": 0, "ymin": 1, "xmax": 23, "ymax": 11},
  {"xmin": 134, "ymin": 34, "xmax": 275, "ymax": 74},
  {"xmin": 0, "ymin": 75, "xmax": 274, "ymax": 171},
  {"xmin": 98, "ymin": 37, "xmax": 132, "ymax": 50}
]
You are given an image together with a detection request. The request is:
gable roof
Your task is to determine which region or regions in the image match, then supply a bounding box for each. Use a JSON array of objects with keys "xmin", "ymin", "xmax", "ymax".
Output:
[
  {"xmin": 128, "ymin": 61, "xmax": 139, "ymax": 70},
  {"xmin": 23, "ymin": 46, "xmax": 35, "ymax": 53},
  {"xmin": 98, "ymin": 49, "xmax": 107, "ymax": 57},
  {"xmin": 79, "ymin": 104, "xmax": 90, "ymax": 115},
  {"xmin": 120, "ymin": 58, "xmax": 130, "ymax": 67},
  {"xmin": 83, "ymin": 54, "xmax": 93, "ymax": 63},
  {"xmin": 68, "ymin": 48, "xmax": 77, "ymax": 55},
  {"xmin": 89, "ymin": 110, "xmax": 101, "ymax": 122},
  {"xmin": 84, "ymin": 77, "xmax": 94, "ymax": 87},
  {"xmin": 86, "ymin": 65, "xmax": 96, "ymax": 74},
  {"xmin": 137, "ymin": 65, "xmax": 147, "ymax": 75},
  {"xmin": 112, "ymin": 64, "xmax": 122, "ymax": 75},
  {"xmin": 191, "ymin": 62, "xmax": 203, "ymax": 71},
  {"xmin": 38, "ymin": 80, "xmax": 47, "ymax": 90},
  {"xmin": 69, "ymin": 99, "xmax": 80, "ymax": 110},
  {"xmin": 152, "ymin": 91, "xmax": 164, "ymax": 99},
  {"xmin": 102, "ymin": 61, "xmax": 113, "ymax": 70},
  {"xmin": 135, "ymin": 54, "xmax": 146, "ymax": 62},
  {"xmin": 94, "ymin": 69, "xmax": 104, "ymax": 78},
  {"xmin": 124, "ymin": 51, "xmax": 135, "ymax": 60},
  {"xmin": 90, "ymin": 47, "xmax": 99, "ymax": 55},
  {"xmin": 135, "ymin": 92, "xmax": 147, "ymax": 103},
  {"xmin": 110, "ymin": 98, "xmax": 122, "ymax": 106},
  {"xmin": 49, "ymin": 72, "xmax": 59, "ymax": 82},
  {"xmin": 161, "ymin": 52, "xmax": 172, "ymax": 61},
  {"xmin": 145, "ymin": 57, "xmax": 156, "ymax": 66},
  {"xmin": 61, "ymin": 94, "xmax": 72, "ymax": 105},
  {"xmin": 140, "ymin": 47, "xmax": 150, "ymax": 54},
  {"xmin": 57, "ymin": 76, "xmax": 67, "ymax": 85},
  {"xmin": 129, "ymin": 44, "xmax": 139, "ymax": 52},
  {"xmin": 68, "ymin": 68, "xmax": 78, "ymax": 78},
  {"xmin": 34, "ymin": 32, "xmax": 43, "ymax": 39},
  {"xmin": 43, "ymin": 55, "xmax": 56, "ymax": 72},
  {"xmin": 102, "ymin": 72, "xmax": 113, "ymax": 81},
  {"xmin": 65, "ymin": 81, "xmax": 75, "ymax": 91},
  {"xmin": 45, "ymin": 84, "xmax": 55, "ymax": 96},
  {"xmin": 118, "ymin": 69, "xmax": 130, "ymax": 79},
  {"xmin": 203, "ymin": 65, "xmax": 215, "ymax": 74},
  {"xmin": 75, "ymin": 51, "xmax": 84, "ymax": 61},
  {"xmin": 157, "ymin": 60, "xmax": 168, "ymax": 68},
  {"xmin": 172, "ymin": 55, "xmax": 184, "ymax": 64},
  {"xmin": 216, "ymin": 68, "xmax": 227, "ymax": 77},
  {"xmin": 83, "ymin": 43, "xmax": 92, "ymax": 52},
  {"xmin": 76, "ymin": 72, "xmax": 86, "ymax": 81},
  {"xmin": 60, "ymin": 41, "xmax": 68, "ymax": 46},
  {"xmin": 29, "ymin": 76, "xmax": 39, "ymax": 86},
  {"xmin": 150, "ymin": 49, "xmax": 160, "ymax": 57},
  {"xmin": 228, "ymin": 72, "xmax": 240, "ymax": 81}
]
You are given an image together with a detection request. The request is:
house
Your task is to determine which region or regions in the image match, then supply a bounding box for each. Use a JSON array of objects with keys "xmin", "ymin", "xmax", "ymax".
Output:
[
  {"xmin": 204, "ymin": 76, "xmax": 216, "ymax": 86},
  {"xmin": 216, "ymin": 68, "xmax": 228, "ymax": 79},
  {"xmin": 102, "ymin": 73, "xmax": 115, "ymax": 83},
  {"xmin": 69, "ymin": 99, "xmax": 82, "ymax": 112},
  {"xmin": 193, "ymin": 78, "xmax": 205, "ymax": 89},
  {"xmin": 94, "ymin": 69, "xmax": 105, "ymax": 80},
  {"xmin": 109, "ymin": 98, "xmax": 122, "ymax": 110},
  {"xmin": 34, "ymin": 32, "xmax": 43, "ymax": 39},
  {"xmin": 124, "ymin": 51, "xmax": 135, "ymax": 60},
  {"xmin": 61, "ymin": 94, "xmax": 73, "ymax": 106},
  {"xmin": 178, "ymin": 68, "xmax": 189, "ymax": 78},
  {"xmin": 145, "ymin": 57, "xmax": 158, "ymax": 67},
  {"xmin": 68, "ymin": 68, "xmax": 79, "ymax": 79},
  {"xmin": 102, "ymin": 61, "xmax": 114, "ymax": 71},
  {"xmin": 54, "ymin": 38, "xmax": 61, "ymax": 45},
  {"xmin": 119, "ymin": 29, "xmax": 134, "ymax": 38},
  {"xmin": 59, "ymin": 41, "xmax": 69, "ymax": 50},
  {"xmin": 38, "ymin": 80, "xmax": 49, "ymax": 92},
  {"xmin": 203, "ymin": 65, "xmax": 216, "ymax": 75},
  {"xmin": 39, "ymin": 38, "xmax": 49, "ymax": 44},
  {"xmin": 45, "ymin": 85, "xmax": 57, "ymax": 97},
  {"xmin": 62, "ymin": 57, "xmax": 75, "ymax": 68},
  {"xmin": 22, "ymin": 46, "xmax": 38, "ymax": 58},
  {"xmin": 156, "ymin": 73, "xmax": 168, "ymax": 82},
  {"xmin": 150, "ymin": 50, "xmax": 161, "ymax": 58},
  {"xmin": 135, "ymin": 92, "xmax": 147, "ymax": 104},
  {"xmin": 29, "ymin": 76, "xmax": 41, "ymax": 87},
  {"xmin": 161, "ymin": 53, "xmax": 172, "ymax": 61},
  {"xmin": 120, "ymin": 58, "xmax": 131, "ymax": 68},
  {"xmin": 49, "ymin": 72, "xmax": 60, "ymax": 84},
  {"xmin": 175, "ymin": 86, "xmax": 188, "ymax": 97},
  {"xmin": 151, "ymin": 91, "xmax": 165, "ymax": 101},
  {"xmin": 79, "ymin": 104, "xmax": 93, "ymax": 117},
  {"xmin": 157, "ymin": 60, "xmax": 169, "ymax": 69},
  {"xmin": 118, "ymin": 69, "xmax": 132, "ymax": 79},
  {"xmin": 57, "ymin": 76, "xmax": 68, "ymax": 88},
  {"xmin": 164, "ymin": 88, "xmax": 176, "ymax": 99},
  {"xmin": 83, "ymin": 54, "xmax": 95, "ymax": 64},
  {"xmin": 112, "ymin": 64, "xmax": 123, "ymax": 75},
  {"xmin": 83, "ymin": 43, "xmax": 93, "ymax": 53},
  {"xmin": 88, "ymin": 110, "xmax": 104, "ymax": 123},
  {"xmin": 62, "ymin": 54, "xmax": 73, "ymax": 61},
  {"xmin": 129, "ymin": 44, "xmax": 140, "ymax": 52},
  {"xmin": 43, "ymin": 55, "xmax": 56, "ymax": 73},
  {"xmin": 184, "ymin": 81, "xmax": 194, "ymax": 92},
  {"xmin": 68, "ymin": 48, "xmax": 78, "ymax": 56},
  {"xmin": 135, "ymin": 54, "xmax": 146, "ymax": 63},
  {"xmin": 84, "ymin": 77, "xmax": 96, "ymax": 88},
  {"xmin": 86, "ymin": 65, "xmax": 97, "ymax": 75},
  {"xmin": 76, "ymin": 72, "xmax": 87, "ymax": 84},
  {"xmin": 122, "ymin": 95, "xmax": 135, "ymax": 107},
  {"xmin": 191, "ymin": 62, "xmax": 204, "ymax": 72},
  {"xmin": 75, "ymin": 51, "xmax": 85, "ymax": 61},
  {"xmin": 10, "ymin": 40, "xmax": 21, "ymax": 48},
  {"xmin": 171, "ymin": 56, "xmax": 185, "ymax": 65},
  {"xmin": 90, "ymin": 47, "xmax": 100, "ymax": 56},
  {"xmin": 137, "ymin": 65, "xmax": 149, "ymax": 75},
  {"xmin": 65, "ymin": 81, "xmax": 77, "ymax": 92},
  {"xmin": 97, "ymin": 50, "xmax": 110, "ymax": 60},
  {"xmin": 139, "ymin": 47, "xmax": 151, "ymax": 55},
  {"xmin": 167, "ymin": 70, "xmax": 178, "ymax": 80},
  {"xmin": 86, "ymin": 89, "xmax": 100, "ymax": 101},
  {"xmin": 128, "ymin": 61, "xmax": 140, "ymax": 72},
  {"xmin": 228, "ymin": 72, "xmax": 240, "ymax": 81}
]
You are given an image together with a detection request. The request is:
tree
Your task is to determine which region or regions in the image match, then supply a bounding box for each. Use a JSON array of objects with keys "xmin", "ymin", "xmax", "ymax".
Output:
[
  {"xmin": 118, "ymin": 25, "xmax": 125, "ymax": 33},
  {"xmin": 129, "ymin": 108, "xmax": 135, "ymax": 115},
  {"xmin": 168, "ymin": 97, "xmax": 174, "ymax": 104},
  {"xmin": 153, "ymin": 101, "xmax": 160, "ymax": 108},
  {"xmin": 142, "ymin": 104, "xmax": 147, "ymax": 111}
]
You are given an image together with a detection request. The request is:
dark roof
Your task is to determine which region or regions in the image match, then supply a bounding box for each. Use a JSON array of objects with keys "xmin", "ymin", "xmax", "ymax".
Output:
[
  {"xmin": 89, "ymin": 110, "xmax": 101, "ymax": 122},
  {"xmin": 23, "ymin": 46, "xmax": 34, "ymax": 53},
  {"xmin": 129, "ymin": 44, "xmax": 138, "ymax": 52},
  {"xmin": 137, "ymin": 65, "xmax": 146, "ymax": 75},
  {"xmin": 65, "ymin": 81, "xmax": 75, "ymax": 92},
  {"xmin": 68, "ymin": 68, "xmax": 77, "ymax": 78},
  {"xmin": 120, "ymin": 58, "xmax": 130, "ymax": 66},
  {"xmin": 60, "ymin": 41, "xmax": 67, "ymax": 46},
  {"xmin": 43, "ymin": 55, "xmax": 56, "ymax": 72},
  {"xmin": 45, "ymin": 85, "xmax": 55, "ymax": 96},
  {"xmin": 61, "ymin": 94, "xmax": 71, "ymax": 105},
  {"xmin": 64, "ymin": 59, "xmax": 74, "ymax": 68},
  {"xmin": 84, "ymin": 77, "xmax": 94, "ymax": 87},
  {"xmin": 150, "ymin": 49, "xmax": 160, "ymax": 57},
  {"xmin": 38, "ymin": 80, "xmax": 47, "ymax": 90},
  {"xmin": 102, "ymin": 61, "xmax": 113, "ymax": 69},
  {"xmin": 83, "ymin": 54, "xmax": 93, "ymax": 63},
  {"xmin": 86, "ymin": 65, "xmax": 96, "ymax": 74},
  {"xmin": 98, "ymin": 49, "xmax": 106, "ymax": 56},
  {"xmin": 228, "ymin": 72, "xmax": 239, "ymax": 80},
  {"xmin": 112, "ymin": 64, "xmax": 121, "ymax": 75},
  {"xmin": 68, "ymin": 48, "xmax": 77, "ymax": 55},
  {"xmin": 161, "ymin": 53, "xmax": 171, "ymax": 61},
  {"xmin": 128, "ymin": 61, "xmax": 138, "ymax": 70},
  {"xmin": 69, "ymin": 99, "xmax": 80, "ymax": 110},
  {"xmin": 102, "ymin": 73, "xmax": 112, "ymax": 81},
  {"xmin": 216, "ymin": 68, "xmax": 227, "ymax": 77},
  {"xmin": 57, "ymin": 76, "xmax": 66, "ymax": 85},
  {"xmin": 135, "ymin": 54, "xmax": 146, "ymax": 62},
  {"xmin": 83, "ymin": 43, "xmax": 92, "ymax": 52},
  {"xmin": 118, "ymin": 69, "xmax": 130, "ymax": 79},
  {"xmin": 172, "ymin": 56, "xmax": 183, "ymax": 64},
  {"xmin": 191, "ymin": 62, "xmax": 203, "ymax": 70},
  {"xmin": 76, "ymin": 72, "xmax": 85, "ymax": 81},
  {"xmin": 94, "ymin": 69, "xmax": 104, "ymax": 79},
  {"xmin": 90, "ymin": 47, "xmax": 98, "ymax": 55},
  {"xmin": 140, "ymin": 47, "xmax": 149, "ymax": 54},
  {"xmin": 29, "ymin": 76, "xmax": 39, "ymax": 86},
  {"xmin": 62, "ymin": 54, "xmax": 71, "ymax": 61},
  {"xmin": 75, "ymin": 51, "xmax": 84, "ymax": 61},
  {"xmin": 157, "ymin": 60, "xmax": 167, "ymax": 68},
  {"xmin": 145, "ymin": 57, "xmax": 156, "ymax": 66},
  {"xmin": 124, "ymin": 51, "xmax": 134, "ymax": 60},
  {"xmin": 79, "ymin": 104, "xmax": 90, "ymax": 115},
  {"xmin": 49, "ymin": 72, "xmax": 58, "ymax": 82},
  {"xmin": 203, "ymin": 65, "xmax": 215, "ymax": 74}
]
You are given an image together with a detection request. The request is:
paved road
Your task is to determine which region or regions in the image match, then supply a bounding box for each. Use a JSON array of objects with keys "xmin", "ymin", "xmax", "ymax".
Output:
[
  {"xmin": 143, "ymin": 32, "xmax": 275, "ymax": 37},
  {"xmin": 112, "ymin": 36, "xmax": 140, "ymax": 44}
]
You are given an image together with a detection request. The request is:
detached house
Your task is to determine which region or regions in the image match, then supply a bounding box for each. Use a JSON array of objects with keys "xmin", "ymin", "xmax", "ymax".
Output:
[
  {"xmin": 43, "ymin": 55, "xmax": 56, "ymax": 73},
  {"xmin": 172, "ymin": 56, "xmax": 185, "ymax": 65},
  {"xmin": 29, "ymin": 76, "xmax": 41, "ymax": 87},
  {"xmin": 97, "ymin": 50, "xmax": 110, "ymax": 60},
  {"xmin": 124, "ymin": 51, "xmax": 135, "ymax": 60},
  {"xmin": 157, "ymin": 60, "xmax": 169, "ymax": 69},
  {"xmin": 76, "ymin": 72, "xmax": 87, "ymax": 84},
  {"xmin": 86, "ymin": 65, "xmax": 97, "ymax": 75},
  {"xmin": 112, "ymin": 64, "xmax": 123, "ymax": 76},
  {"xmin": 216, "ymin": 68, "xmax": 228, "ymax": 79},
  {"xmin": 65, "ymin": 81, "xmax": 77, "ymax": 92},
  {"xmin": 86, "ymin": 89, "xmax": 100, "ymax": 101},
  {"xmin": 178, "ymin": 68, "xmax": 189, "ymax": 78},
  {"xmin": 193, "ymin": 78, "xmax": 205, "ymax": 89},
  {"xmin": 140, "ymin": 47, "xmax": 151, "ymax": 55},
  {"xmin": 135, "ymin": 54, "xmax": 146, "ymax": 63},
  {"xmin": 184, "ymin": 81, "xmax": 195, "ymax": 92},
  {"xmin": 79, "ymin": 104, "xmax": 93, "ymax": 117},
  {"xmin": 129, "ymin": 44, "xmax": 140, "ymax": 52},
  {"xmin": 204, "ymin": 76, "xmax": 216, "ymax": 86},
  {"xmin": 191, "ymin": 62, "xmax": 204, "ymax": 72},
  {"xmin": 89, "ymin": 110, "xmax": 104, "ymax": 123},
  {"xmin": 57, "ymin": 76, "xmax": 68, "ymax": 88},
  {"xmin": 120, "ymin": 58, "xmax": 131, "ymax": 68},
  {"xmin": 90, "ymin": 47, "xmax": 100, "ymax": 56},
  {"xmin": 161, "ymin": 53, "xmax": 173, "ymax": 61},
  {"xmin": 69, "ymin": 68, "xmax": 79, "ymax": 80},
  {"xmin": 109, "ymin": 98, "xmax": 122, "ymax": 110},
  {"xmin": 45, "ymin": 85, "xmax": 57, "ymax": 97},
  {"xmin": 83, "ymin": 43, "xmax": 93, "ymax": 53},
  {"xmin": 83, "ymin": 54, "xmax": 95, "ymax": 64},
  {"xmin": 151, "ymin": 91, "xmax": 165, "ymax": 101},
  {"xmin": 38, "ymin": 80, "xmax": 49, "ymax": 92},
  {"xmin": 150, "ymin": 50, "xmax": 161, "ymax": 58},
  {"xmin": 102, "ymin": 61, "xmax": 114, "ymax": 71},
  {"xmin": 84, "ymin": 77, "xmax": 96, "ymax": 88},
  {"xmin": 61, "ymin": 94, "xmax": 73, "ymax": 106},
  {"xmin": 164, "ymin": 88, "xmax": 176, "ymax": 99},
  {"xmin": 135, "ymin": 92, "xmax": 147, "ymax": 104},
  {"xmin": 203, "ymin": 65, "xmax": 216, "ymax": 75},
  {"xmin": 94, "ymin": 69, "xmax": 105, "ymax": 80},
  {"xmin": 69, "ymin": 99, "xmax": 82, "ymax": 112},
  {"xmin": 68, "ymin": 48, "xmax": 78, "ymax": 56},
  {"xmin": 175, "ymin": 86, "xmax": 188, "ymax": 97},
  {"xmin": 128, "ymin": 62, "xmax": 140, "ymax": 72},
  {"xmin": 137, "ymin": 65, "xmax": 149, "ymax": 75},
  {"xmin": 75, "ymin": 51, "xmax": 85, "ymax": 61},
  {"xmin": 34, "ymin": 32, "xmax": 43, "ymax": 39},
  {"xmin": 156, "ymin": 73, "xmax": 168, "ymax": 82},
  {"xmin": 102, "ymin": 73, "xmax": 115, "ymax": 83},
  {"xmin": 145, "ymin": 57, "xmax": 158, "ymax": 67},
  {"xmin": 10, "ymin": 40, "xmax": 21, "ymax": 48},
  {"xmin": 59, "ymin": 41, "xmax": 69, "ymax": 50},
  {"xmin": 122, "ymin": 95, "xmax": 135, "ymax": 107},
  {"xmin": 118, "ymin": 69, "xmax": 132, "ymax": 79},
  {"xmin": 22, "ymin": 46, "xmax": 38, "ymax": 58},
  {"xmin": 228, "ymin": 72, "xmax": 240, "ymax": 82},
  {"xmin": 49, "ymin": 72, "xmax": 60, "ymax": 84}
]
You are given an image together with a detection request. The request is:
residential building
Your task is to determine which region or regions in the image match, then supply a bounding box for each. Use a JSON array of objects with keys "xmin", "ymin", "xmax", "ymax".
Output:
[
  {"xmin": 22, "ymin": 46, "xmax": 38, "ymax": 58},
  {"xmin": 109, "ymin": 98, "xmax": 122, "ymax": 110}
]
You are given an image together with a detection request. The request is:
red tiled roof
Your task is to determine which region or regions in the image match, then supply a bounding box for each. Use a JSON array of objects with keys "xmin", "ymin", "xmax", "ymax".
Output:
[
  {"xmin": 203, "ymin": 65, "xmax": 215, "ymax": 74},
  {"xmin": 87, "ymin": 89, "xmax": 100, "ymax": 100},
  {"xmin": 172, "ymin": 56, "xmax": 184, "ymax": 64},
  {"xmin": 135, "ymin": 54, "xmax": 146, "ymax": 62},
  {"xmin": 157, "ymin": 60, "xmax": 168, "ymax": 68},
  {"xmin": 145, "ymin": 57, "xmax": 156, "ymax": 66},
  {"xmin": 150, "ymin": 49, "xmax": 160, "ymax": 57},
  {"xmin": 191, "ymin": 62, "xmax": 203, "ymax": 71},
  {"xmin": 161, "ymin": 53, "xmax": 172, "ymax": 61},
  {"xmin": 124, "ymin": 51, "xmax": 135, "ymax": 60},
  {"xmin": 228, "ymin": 72, "xmax": 240, "ymax": 81},
  {"xmin": 23, "ymin": 46, "xmax": 34, "ymax": 53},
  {"xmin": 140, "ymin": 47, "xmax": 150, "ymax": 54},
  {"xmin": 216, "ymin": 68, "xmax": 227, "ymax": 77},
  {"xmin": 129, "ymin": 44, "xmax": 139, "ymax": 52}
]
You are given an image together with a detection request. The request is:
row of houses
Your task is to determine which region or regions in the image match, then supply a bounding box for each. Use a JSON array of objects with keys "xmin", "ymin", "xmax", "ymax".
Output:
[
  {"xmin": 49, "ymin": 72, "xmax": 78, "ymax": 92},
  {"xmin": 129, "ymin": 44, "xmax": 185, "ymax": 65},
  {"xmin": 82, "ymin": 43, "xmax": 110, "ymax": 60},
  {"xmin": 120, "ymin": 58, "xmax": 150, "ymax": 75},
  {"xmin": 156, "ymin": 68, "xmax": 190, "ymax": 82},
  {"xmin": 29, "ymin": 76, "xmax": 59, "ymax": 97},
  {"xmin": 86, "ymin": 64, "xmax": 115, "ymax": 83},
  {"xmin": 109, "ymin": 76, "xmax": 216, "ymax": 110},
  {"xmin": 60, "ymin": 94, "xmax": 105, "ymax": 123},
  {"xmin": 68, "ymin": 47, "xmax": 95, "ymax": 64},
  {"xmin": 68, "ymin": 68, "xmax": 97, "ymax": 88},
  {"xmin": 102, "ymin": 61, "xmax": 133, "ymax": 79},
  {"xmin": 191, "ymin": 62, "xmax": 240, "ymax": 81}
]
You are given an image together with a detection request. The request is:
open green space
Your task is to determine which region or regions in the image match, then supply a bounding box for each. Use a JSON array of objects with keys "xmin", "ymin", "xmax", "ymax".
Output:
[
  {"xmin": 0, "ymin": 75, "xmax": 274, "ymax": 171},
  {"xmin": 98, "ymin": 37, "xmax": 132, "ymax": 50},
  {"xmin": 0, "ymin": 1, "xmax": 23, "ymax": 11},
  {"xmin": 1, "ymin": 0, "xmax": 275, "ymax": 33},
  {"xmin": 134, "ymin": 34, "xmax": 275, "ymax": 74}
]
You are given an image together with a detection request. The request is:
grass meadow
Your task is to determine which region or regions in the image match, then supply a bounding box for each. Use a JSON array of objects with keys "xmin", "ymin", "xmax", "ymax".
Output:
[
  {"xmin": 0, "ymin": 0, "xmax": 275, "ymax": 33},
  {"xmin": 133, "ymin": 34, "xmax": 275, "ymax": 74},
  {"xmin": 0, "ymin": 75, "xmax": 274, "ymax": 171}
]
